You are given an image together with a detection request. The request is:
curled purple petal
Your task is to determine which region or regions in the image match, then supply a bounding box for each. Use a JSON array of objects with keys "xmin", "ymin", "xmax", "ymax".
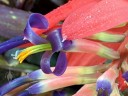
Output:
[
  {"xmin": 0, "ymin": 36, "xmax": 28, "ymax": 54},
  {"xmin": 47, "ymin": 28, "xmax": 63, "ymax": 52},
  {"xmin": 96, "ymin": 80, "xmax": 112, "ymax": 96},
  {"xmin": 40, "ymin": 51, "xmax": 67, "ymax": 76},
  {"xmin": 47, "ymin": 28, "xmax": 73, "ymax": 52},
  {"xmin": 24, "ymin": 13, "xmax": 48, "ymax": 44},
  {"xmin": 53, "ymin": 51, "xmax": 67, "ymax": 75},
  {"xmin": 122, "ymin": 71, "xmax": 128, "ymax": 82},
  {"xmin": 0, "ymin": 76, "xmax": 31, "ymax": 96}
]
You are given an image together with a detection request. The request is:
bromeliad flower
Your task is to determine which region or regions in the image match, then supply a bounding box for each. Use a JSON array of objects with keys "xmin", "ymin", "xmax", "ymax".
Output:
[
  {"xmin": 1, "ymin": 0, "xmax": 128, "ymax": 96},
  {"xmin": 11, "ymin": 13, "xmax": 120, "ymax": 76}
]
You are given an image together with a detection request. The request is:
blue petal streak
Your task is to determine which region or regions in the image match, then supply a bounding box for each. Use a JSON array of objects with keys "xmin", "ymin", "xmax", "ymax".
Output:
[{"xmin": 0, "ymin": 36, "xmax": 28, "ymax": 54}]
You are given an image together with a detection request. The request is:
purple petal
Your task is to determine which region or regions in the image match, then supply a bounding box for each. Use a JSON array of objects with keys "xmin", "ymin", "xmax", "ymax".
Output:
[
  {"xmin": 53, "ymin": 51, "xmax": 67, "ymax": 75},
  {"xmin": 40, "ymin": 51, "xmax": 67, "ymax": 76},
  {"xmin": 24, "ymin": 13, "xmax": 48, "ymax": 44},
  {"xmin": 47, "ymin": 28, "xmax": 63, "ymax": 52},
  {"xmin": 63, "ymin": 40, "xmax": 73, "ymax": 50},
  {"xmin": 96, "ymin": 80, "xmax": 112, "ymax": 96},
  {"xmin": 0, "ymin": 76, "xmax": 31, "ymax": 96},
  {"xmin": 47, "ymin": 28, "xmax": 73, "ymax": 52},
  {"xmin": 122, "ymin": 71, "xmax": 128, "ymax": 82},
  {"xmin": 0, "ymin": 36, "xmax": 28, "ymax": 54}
]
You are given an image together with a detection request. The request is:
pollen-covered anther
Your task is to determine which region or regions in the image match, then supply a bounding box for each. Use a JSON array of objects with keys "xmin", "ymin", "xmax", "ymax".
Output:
[{"xmin": 16, "ymin": 44, "xmax": 52, "ymax": 63}]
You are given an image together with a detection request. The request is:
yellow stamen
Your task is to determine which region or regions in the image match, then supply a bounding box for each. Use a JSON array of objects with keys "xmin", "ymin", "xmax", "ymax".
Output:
[{"xmin": 16, "ymin": 44, "xmax": 52, "ymax": 63}]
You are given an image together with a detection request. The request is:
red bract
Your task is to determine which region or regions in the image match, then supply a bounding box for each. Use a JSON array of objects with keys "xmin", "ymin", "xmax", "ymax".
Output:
[
  {"xmin": 62, "ymin": 0, "xmax": 128, "ymax": 39},
  {"xmin": 45, "ymin": 0, "xmax": 100, "ymax": 29},
  {"xmin": 67, "ymin": 53, "xmax": 106, "ymax": 66}
]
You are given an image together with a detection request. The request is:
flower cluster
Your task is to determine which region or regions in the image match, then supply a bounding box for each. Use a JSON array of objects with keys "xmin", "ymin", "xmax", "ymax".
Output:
[{"xmin": 1, "ymin": 0, "xmax": 128, "ymax": 96}]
